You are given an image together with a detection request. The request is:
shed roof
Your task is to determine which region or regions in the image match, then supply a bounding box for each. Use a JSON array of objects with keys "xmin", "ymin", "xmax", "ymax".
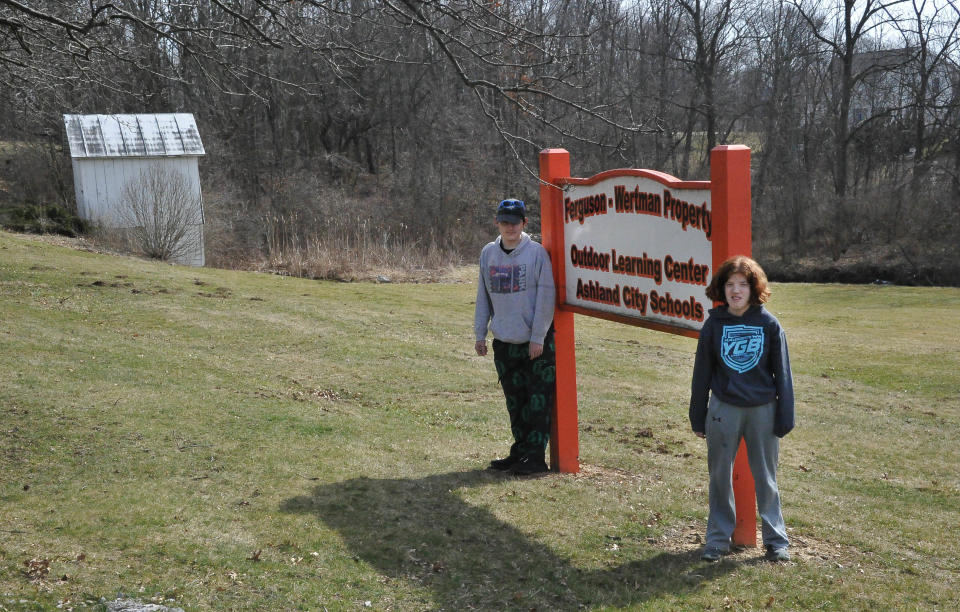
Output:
[{"xmin": 63, "ymin": 113, "xmax": 205, "ymax": 158}]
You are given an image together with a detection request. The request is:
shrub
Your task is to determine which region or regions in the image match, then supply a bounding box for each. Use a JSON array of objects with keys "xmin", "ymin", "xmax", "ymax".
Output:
[
  {"xmin": 1, "ymin": 202, "xmax": 90, "ymax": 237},
  {"xmin": 119, "ymin": 167, "xmax": 203, "ymax": 262}
]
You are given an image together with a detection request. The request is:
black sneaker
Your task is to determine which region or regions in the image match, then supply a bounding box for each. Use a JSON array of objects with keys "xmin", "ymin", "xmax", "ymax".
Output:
[
  {"xmin": 510, "ymin": 456, "xmax": 549, "ymax": 475},
  {"xmin": 488, "ymin": 456, "xmax": 519, "ymax": 471},
  {"xmin": 765, "ymin": 545, "xmax": 790, "ymax": 562}
]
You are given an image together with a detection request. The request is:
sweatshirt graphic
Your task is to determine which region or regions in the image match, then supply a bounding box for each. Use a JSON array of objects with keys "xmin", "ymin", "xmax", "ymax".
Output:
[
  {"xmin": 689, "ymin": 305, "xmax": 795, "ymax": 437},
  {"xmin": 720, "ymin": 325, "xmax": 764, "ymax": 373},
  {"xmin": 474, "ymin": 233, "xmax": 555, "ymax": 345},
  {"xmin": 489, "ymin": 264, "xmax": 527, "ymax": 293}
]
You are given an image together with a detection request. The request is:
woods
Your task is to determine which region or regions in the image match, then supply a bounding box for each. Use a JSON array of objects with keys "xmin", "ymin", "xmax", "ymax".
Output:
[{"xmin": 1, "ymin": 0, "xmax": 958, "ymax": 283}]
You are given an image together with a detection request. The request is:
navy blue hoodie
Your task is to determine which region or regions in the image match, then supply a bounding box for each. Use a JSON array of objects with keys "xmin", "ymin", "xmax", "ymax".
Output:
[{"xmin": 689, "ymin": 304, "xmax": 795, "ymax": 437}]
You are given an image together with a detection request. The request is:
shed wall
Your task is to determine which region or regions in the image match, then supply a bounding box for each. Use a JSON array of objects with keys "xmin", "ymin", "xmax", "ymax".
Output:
[{"xmin": 71, "ymin": 156, "xmax": 205, "ymax": 267}]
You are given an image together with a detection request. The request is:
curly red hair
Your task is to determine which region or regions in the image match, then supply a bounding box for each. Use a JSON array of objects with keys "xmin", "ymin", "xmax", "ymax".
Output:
[{"xmin": 705, "ymin": 255, "xmax": 771, "ymax": 305}]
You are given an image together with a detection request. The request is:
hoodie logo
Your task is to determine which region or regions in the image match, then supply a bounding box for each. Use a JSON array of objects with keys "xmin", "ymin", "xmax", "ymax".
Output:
[
  {"xmin": 489, "ymin": 264, "xmax": 527, "ymax": 293},
  {"xmin": 720, "ymin": 325, "xmax": 764, "ymax": 373}
]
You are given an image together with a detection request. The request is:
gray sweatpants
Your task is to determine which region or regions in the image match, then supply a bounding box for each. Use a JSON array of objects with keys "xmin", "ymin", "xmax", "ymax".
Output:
[{"xmin": 705, "ymin": 395, "xmax": 789, "ymax": 551}]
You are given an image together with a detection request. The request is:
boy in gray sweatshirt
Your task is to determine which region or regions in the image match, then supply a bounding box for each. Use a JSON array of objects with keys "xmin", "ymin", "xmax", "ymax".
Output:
[{"xmin": 474, "ymin": 199, "xmax": 556, "ymax": 475}]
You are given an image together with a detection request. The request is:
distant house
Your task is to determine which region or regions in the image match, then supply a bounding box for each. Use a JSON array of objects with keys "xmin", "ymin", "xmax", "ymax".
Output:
[
  {"xmin": 846, "ymin": 48, "xmax": 916, "ymax": 126},
  {"xmin": 841, "ymin": 48, "xmax": 958, "ymax": 130},
  {"xmin": 63, "ymin": 113, "xmax": 206, "ymax": 267}
]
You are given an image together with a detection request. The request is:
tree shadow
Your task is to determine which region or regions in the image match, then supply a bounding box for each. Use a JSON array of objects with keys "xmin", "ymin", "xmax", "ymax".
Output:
[{"xmin": 280, "ymin": 469, "xmax": 735, "ymax": 610}]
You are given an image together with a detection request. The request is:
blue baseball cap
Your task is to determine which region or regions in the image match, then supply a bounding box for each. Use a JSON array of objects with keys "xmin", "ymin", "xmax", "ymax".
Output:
[{"xmin": 496, "ymin": 199, "xmax": 526, "ymax": 224}]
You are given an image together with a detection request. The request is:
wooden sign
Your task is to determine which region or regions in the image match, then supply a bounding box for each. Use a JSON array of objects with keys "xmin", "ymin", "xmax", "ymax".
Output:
[{"xmin": 539, "ymin": 146, "xmax": 757, "ymax": 546}]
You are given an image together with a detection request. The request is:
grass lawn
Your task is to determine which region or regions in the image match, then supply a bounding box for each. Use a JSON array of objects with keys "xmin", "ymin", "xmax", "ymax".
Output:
[{"xmin": 1, "ymin": 230, "xmax": 958, "ymax": 611}]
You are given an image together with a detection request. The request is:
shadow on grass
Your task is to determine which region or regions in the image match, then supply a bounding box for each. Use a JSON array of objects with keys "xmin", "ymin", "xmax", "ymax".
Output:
[{"xmin": 280, "ymin": 469, "xmax": 733, "ymax": 610}]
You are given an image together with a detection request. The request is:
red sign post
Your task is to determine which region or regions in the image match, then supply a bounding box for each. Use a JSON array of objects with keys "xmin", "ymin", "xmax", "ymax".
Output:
[
  {"xmin": 538, "ymin": 149, "xmax": 580, "ymax": 474},
  {"xmin": 538, "ymin": 145, "xmax": 758, "ymax": 547}
]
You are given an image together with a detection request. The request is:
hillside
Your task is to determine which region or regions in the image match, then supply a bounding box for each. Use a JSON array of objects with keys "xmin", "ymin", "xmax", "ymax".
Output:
[{"xmin": 1, "ymin": 230, "xmax": 958, "ymax": 611}]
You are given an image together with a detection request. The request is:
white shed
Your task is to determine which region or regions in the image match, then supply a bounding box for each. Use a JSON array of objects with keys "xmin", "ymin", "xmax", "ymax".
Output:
[{"xmin": 63, "ymin": 113, "xmax": 206, "ymax": 267}]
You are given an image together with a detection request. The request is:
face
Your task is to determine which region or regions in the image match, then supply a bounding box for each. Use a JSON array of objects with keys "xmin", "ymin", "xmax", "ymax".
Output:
[
  {"xmin": 496, "ymin": 219, "xmax": 525, "ymax": 246},
  {"xmin": 724, "ymin": 272, "xmax": 752, "ymax": 316}
]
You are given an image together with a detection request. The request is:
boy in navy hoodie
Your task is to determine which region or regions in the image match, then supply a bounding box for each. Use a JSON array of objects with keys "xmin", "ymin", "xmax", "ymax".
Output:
[
  {"xmin": 474, "ymin": 199, "xmax": 556, "ymax": 475},
  {"xmin": 689, "ymin": 255, "xmax": 794, "ymax": 562}
]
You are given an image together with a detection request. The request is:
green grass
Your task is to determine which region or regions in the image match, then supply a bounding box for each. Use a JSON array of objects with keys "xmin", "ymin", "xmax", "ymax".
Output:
[{"xmin": 1, "ymin": 230, "xmax": 958, "ymax": 611}]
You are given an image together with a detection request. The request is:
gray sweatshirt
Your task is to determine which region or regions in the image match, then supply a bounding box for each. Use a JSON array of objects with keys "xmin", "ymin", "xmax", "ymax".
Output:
[{"xmin": 474, "ymin": 232, "xmax": 556, "ymax": 345}]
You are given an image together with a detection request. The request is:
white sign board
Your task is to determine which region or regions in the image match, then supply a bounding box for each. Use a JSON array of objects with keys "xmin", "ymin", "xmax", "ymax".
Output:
[{"xmin": 562, "ymin": 172, "xmax": 712, "ymax": 332}]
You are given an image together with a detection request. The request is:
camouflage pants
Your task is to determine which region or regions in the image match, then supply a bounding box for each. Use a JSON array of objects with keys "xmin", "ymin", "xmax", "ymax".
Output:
[{"xmin": 492, "ymin": 327, "xmax": 556, "ymax": 459}]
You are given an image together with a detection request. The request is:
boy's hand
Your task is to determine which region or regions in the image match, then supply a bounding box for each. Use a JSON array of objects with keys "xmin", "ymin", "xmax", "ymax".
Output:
[
  {"xmin": 529, "ymin": 342, "xmax": 543, "ymax": 359},
  {"xmin": 475, "ymin": 341, "xmax": 487, "ymax": 356},
  {"xmin": 694, "ymin": 431, "xmax": 706, "ymax": 439}
]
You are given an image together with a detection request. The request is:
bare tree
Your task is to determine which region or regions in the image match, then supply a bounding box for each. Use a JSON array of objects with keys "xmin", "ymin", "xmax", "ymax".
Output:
[
  {"xmin": 644, "ymin": 0, "xmax": 691, "ymax": 174},
  {"xmin": 0, "ymin": 1, "xmax": 657, "ymax": 161},
  {"xmin": 749, "ymin": 0, "xmax": 824, "ymax": 256},
  {"xmin": 673, "ymin": 0, "xmax": 751, "ymax": 170},
  {"xmin": 890, "ymin": 0, "xmax": 960, "ymax": 191},
  {"xmin": 120, "ymin": 166, "xmax": 202, "ymax": 262},
  {"xmin": 790, "ymin": 0, "xmax": 910, "ymax": 198}
]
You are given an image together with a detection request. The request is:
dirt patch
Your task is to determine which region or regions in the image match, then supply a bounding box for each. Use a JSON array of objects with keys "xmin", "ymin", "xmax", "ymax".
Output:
[{"xmin": 652, "ymin": 523, "xmax": 870, "ymax": 567}]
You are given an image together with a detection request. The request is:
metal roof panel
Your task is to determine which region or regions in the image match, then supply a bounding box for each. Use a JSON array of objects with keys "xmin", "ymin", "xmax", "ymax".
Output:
[{"xmin": 63, "ymin": 113, "xmax": 205, "ymax": 158}]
